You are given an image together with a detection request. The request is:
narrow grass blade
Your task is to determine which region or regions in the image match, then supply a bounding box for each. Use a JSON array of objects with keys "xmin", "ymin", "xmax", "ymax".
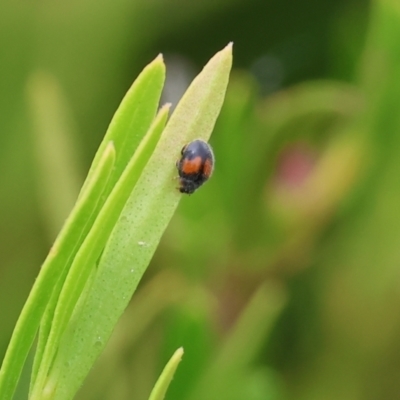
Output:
[
  {"xmin": 30, "ymin": 275, "xmax": 67, "ymax": 395},
  {"xmin": 148, "ymin": 348, "xmax": 184, "ymax": 400},
  {"xmin": 30, "ymin": 105, "xmax": 171, "ymax": 398},
  {"xmin": 0, "ymin": 55, "xmax": 166, "ymax": 400},
  {"xmin": 40, "ymin": 43, "xmax": 232, "ymax": 400},
  {"xmin": 0, "ymin": 143, "xmax": 116, "ymax": 400},
  {"xmin": 82, "ymin": 54, "xmax": 165, "ymax": 196}
]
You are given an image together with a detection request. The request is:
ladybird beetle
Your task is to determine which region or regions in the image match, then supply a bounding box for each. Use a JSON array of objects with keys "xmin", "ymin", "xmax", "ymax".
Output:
[{"xmin": 176, "ymin": 139, "xmax": 215, "ymax": 194}]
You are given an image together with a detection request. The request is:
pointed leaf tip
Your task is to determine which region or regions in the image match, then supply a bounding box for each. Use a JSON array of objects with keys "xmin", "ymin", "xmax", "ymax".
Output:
[
  {"xmin": 160, "ymin": 102, "xmax": 172, "ymax": 111},
  {"xmin": 173, "ymin": 347, "xmax": 184, "ymax": 360},
  {"xmin": 148, "ymin": 347, "xmax": 185, "ymax": 400}
]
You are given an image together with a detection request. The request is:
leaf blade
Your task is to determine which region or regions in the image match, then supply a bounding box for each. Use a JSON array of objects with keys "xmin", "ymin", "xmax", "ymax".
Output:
[
  {"xmin": 30, "ymin": 104, "xmax": 171, "ymax": 399},
  {"xmin": 45, "ymin": 43, "xmax": 233, "ymax": 400},
  {"xmin": 0, "ymin": 142, "xmax": 116, "ymax": 400},
  {"xmin": 148, "ymin": 348, "xmax": 184, "ymax": 400}
]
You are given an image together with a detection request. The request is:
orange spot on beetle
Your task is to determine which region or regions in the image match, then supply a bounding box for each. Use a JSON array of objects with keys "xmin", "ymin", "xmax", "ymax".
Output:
[{"xmin": 181, "ymin": 156, "xmax": 203, "ymax": 174}]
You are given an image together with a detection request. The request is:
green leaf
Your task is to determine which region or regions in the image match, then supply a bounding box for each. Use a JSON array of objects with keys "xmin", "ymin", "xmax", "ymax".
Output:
[
  {"xmin": 0, "ymin": 142, "xmax": 116, "ymax": 400},
  {"xmin": 148, "ymin": 348, "xmax": 184, "ymax": 400},
  {"xmin": 30, "ymin": 104, "xmax": 170, "ymax": 399},
  {"xmin": 82, "ymin": 54, "xmax": 166, "ymax": 196},
  {"xmin": 38, "ymin": 43, "xmax": 232, "ymax": 400},
  {"xmin": 0, "ymin": 55, "xmax": 166, "ymax": 400}
]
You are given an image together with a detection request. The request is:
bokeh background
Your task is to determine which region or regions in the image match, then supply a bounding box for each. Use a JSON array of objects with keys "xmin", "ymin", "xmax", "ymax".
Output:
[{"xmin": 3, "ymin": 0, "xmax": 400, "ymax": 399}]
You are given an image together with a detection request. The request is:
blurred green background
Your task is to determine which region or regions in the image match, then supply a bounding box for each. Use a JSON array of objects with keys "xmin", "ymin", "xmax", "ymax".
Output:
[{"xmin": 4, "ymin": 0, "xmax": 400, "ymax": 399}]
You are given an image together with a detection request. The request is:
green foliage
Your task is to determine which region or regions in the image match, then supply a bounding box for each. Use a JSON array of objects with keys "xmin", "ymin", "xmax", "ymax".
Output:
[
  {"xmin": 148, "ymin": 348, "xmax": 184, "ymax": 400},
  {"xmin": 2, "ymin": 0, "xmax": 400, "ymax": 399},
  {"xmin": 0, "ymin": 45, "xmax": 232, "ymax": 400}
]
